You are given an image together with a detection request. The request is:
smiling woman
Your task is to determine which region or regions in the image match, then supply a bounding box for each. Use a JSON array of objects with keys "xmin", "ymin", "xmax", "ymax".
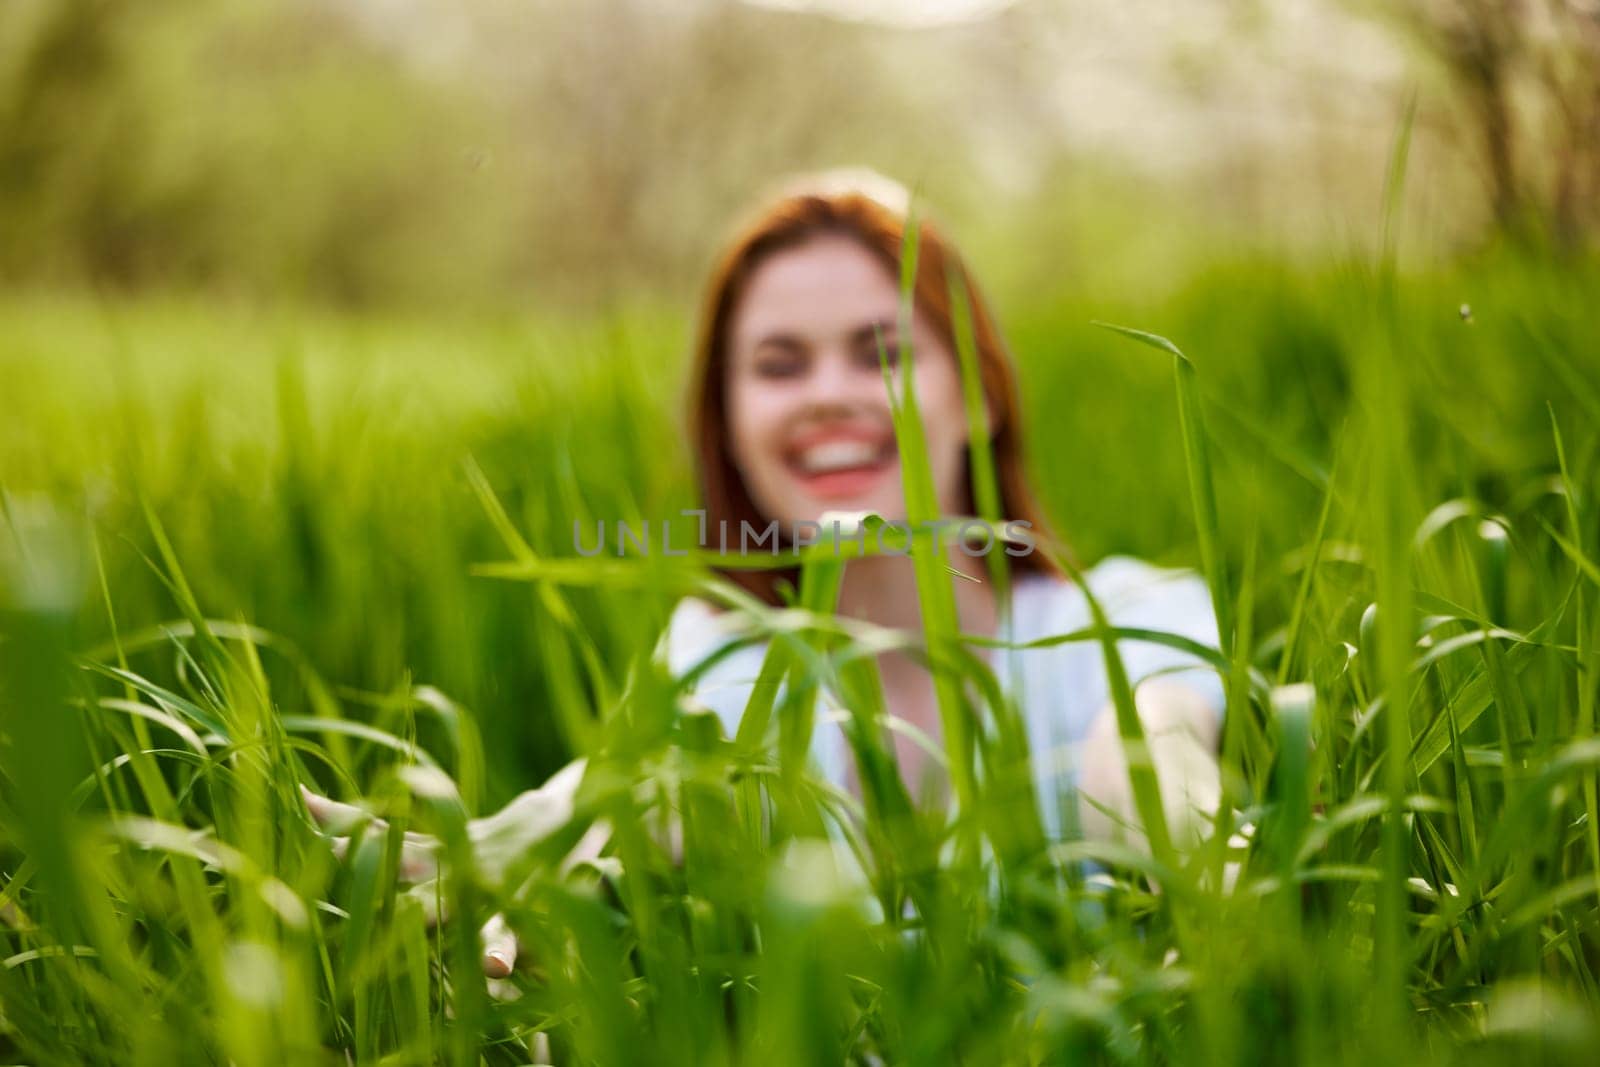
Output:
[{"xmin": 672, "ymin": 167, "xmax": 1225, "ymax": 824}]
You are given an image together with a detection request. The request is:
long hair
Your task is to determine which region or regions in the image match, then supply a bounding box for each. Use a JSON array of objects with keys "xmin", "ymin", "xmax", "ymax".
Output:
[{"xmin": 686, "ymin": 168, "xmax": 1064, "ymax": 607}]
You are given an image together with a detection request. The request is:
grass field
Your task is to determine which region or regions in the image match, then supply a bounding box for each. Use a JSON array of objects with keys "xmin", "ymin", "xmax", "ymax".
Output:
[{"xmin": 2, "ymin": 246, "xmax": 1599, "ymax": 1064}]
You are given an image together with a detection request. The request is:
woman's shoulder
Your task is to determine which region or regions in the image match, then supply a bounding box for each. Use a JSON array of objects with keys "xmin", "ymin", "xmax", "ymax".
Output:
[
  {"xmin": 1084, "ymin": 554, "xmax": 1212, "ymax": 610},
  {"xmin": 1008, "ymin": 554, "xmax": 1226, "ymax": 727},
  {"xmin": 1010, "ymin": 554, "xmax": 1209, "ymax": 628}
]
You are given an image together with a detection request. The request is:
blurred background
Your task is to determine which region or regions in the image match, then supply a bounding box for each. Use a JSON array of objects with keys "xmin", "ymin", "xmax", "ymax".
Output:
[
  {"xmin": 6, "ymin": 0, "xmax": 1599, "ymax": 306},
  {"xmin": 4, "ymin": 0, "xmax": 1598, "ymax": 803}
]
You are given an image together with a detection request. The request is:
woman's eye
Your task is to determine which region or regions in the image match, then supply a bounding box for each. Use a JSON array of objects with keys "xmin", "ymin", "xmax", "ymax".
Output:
[
  {"xmin": 754, "ymin": 356, "xmax": 804, "ymax": 379},
  {"xmin": 857, "ymin": 344, "xmax": 899, "ymax": 370}
]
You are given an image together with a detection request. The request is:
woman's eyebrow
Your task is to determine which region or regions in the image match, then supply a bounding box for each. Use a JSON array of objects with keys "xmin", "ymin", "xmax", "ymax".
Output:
[{"xmin": 751, "ymin": 331, "xmax": 806, "ymax": 353}]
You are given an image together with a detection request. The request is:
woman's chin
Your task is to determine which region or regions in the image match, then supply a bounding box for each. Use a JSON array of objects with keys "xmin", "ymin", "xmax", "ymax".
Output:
[{"xmin": 798, "ymin": 492, "xmax": 900, "ymax": 524}]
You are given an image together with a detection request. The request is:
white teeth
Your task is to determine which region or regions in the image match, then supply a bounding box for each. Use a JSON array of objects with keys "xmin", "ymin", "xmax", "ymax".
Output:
[{"xmin": 796, "ymin": 440, "xmax": 883, "ymax": 474}]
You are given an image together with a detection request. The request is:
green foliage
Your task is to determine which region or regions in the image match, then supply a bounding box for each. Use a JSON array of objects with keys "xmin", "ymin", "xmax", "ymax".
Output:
[{"xmin": 3, "ymin": 249, "xmax": 1600, "ymax": 1063}]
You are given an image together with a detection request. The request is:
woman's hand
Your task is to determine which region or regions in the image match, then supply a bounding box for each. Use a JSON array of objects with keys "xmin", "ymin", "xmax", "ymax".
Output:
[
  {"xmin": 300, "ymin": 757, "xmax": 610, "ymax": 979},
  {"xmin": 1075, "ymin": 678, "xmax": 1222, "ymax": 855}
]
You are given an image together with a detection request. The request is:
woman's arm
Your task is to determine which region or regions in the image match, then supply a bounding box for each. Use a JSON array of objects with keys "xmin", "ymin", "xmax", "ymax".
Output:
[
  {"xmin": 1074, "ymin": 677, "xmax": 1222, "ymax": 854},
  {"xmin": 301, "ymin": 756, "xmax": 606, "ymax": 978},
  {"xmin": 1071, "ymin": 557, "xmax": 1228, "ymax": 855}
]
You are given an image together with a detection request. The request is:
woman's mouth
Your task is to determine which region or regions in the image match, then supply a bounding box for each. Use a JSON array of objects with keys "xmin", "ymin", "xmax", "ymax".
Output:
[{"xmin": 786, "ymin": 437, "xmax": 898, "ymax": 501}]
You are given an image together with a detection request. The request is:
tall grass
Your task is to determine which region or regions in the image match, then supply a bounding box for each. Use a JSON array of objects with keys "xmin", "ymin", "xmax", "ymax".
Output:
[{"xmin": 2, "ymin": 250, "xmax": 1599, "ymax": 1064}]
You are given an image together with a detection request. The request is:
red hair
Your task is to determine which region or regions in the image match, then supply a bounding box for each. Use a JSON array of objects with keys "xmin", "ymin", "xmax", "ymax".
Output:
[{"xmin": 687, "ymin": 169, "xmax": 1064, "ymax": 606}]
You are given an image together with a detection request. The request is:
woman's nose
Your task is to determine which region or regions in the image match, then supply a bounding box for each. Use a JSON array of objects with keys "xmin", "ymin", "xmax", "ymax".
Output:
[{"xmin": 804, "ymin": 349, "xmax": 883, "ymax": 407}]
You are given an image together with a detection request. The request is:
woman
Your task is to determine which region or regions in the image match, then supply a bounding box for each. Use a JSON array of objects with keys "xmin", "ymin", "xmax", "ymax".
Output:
[
  {"xmin": 665, "ymin": 167, "xmax": 1223, "ymax": 838},
  {"xmin": 305, "ymin": 167, "xmax": 1226, "ymax": 978}
]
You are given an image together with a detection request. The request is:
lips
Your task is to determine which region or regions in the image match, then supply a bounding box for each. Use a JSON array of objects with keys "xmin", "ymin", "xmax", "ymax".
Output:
[
  {"xmin": 784, "ymin": 429, "xmax": 897, "ymax": 501},
  {"xmin": 793, "ymin": 438, "xmax": 889, "ymax": 474}
]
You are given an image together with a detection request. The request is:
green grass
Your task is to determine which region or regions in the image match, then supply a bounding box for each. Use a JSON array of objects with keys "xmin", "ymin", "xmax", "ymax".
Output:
[{"xmin": 2, "ymin": 249, "xmax": 1599, "ymax": 1064}]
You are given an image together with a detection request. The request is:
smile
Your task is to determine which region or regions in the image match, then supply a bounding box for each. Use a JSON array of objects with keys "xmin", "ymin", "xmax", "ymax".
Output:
[{"xmin": 785, "ymin": 435, "xmax": 898, "ymax": 500}]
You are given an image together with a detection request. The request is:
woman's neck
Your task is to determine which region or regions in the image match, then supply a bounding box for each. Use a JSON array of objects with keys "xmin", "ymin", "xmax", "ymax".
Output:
[
  {"xmin": 834, "ymin": 547, "xmax": 999, "ymax": 646},
  {"xmin": 832, "ymin": 545, "xmax": 1001, "ymax": 808}
]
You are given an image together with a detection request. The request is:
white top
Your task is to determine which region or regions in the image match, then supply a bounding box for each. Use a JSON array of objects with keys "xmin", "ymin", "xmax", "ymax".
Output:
[{"xmin": 658, "ymin": 555, "xmax": 1225, "ymax": 841}]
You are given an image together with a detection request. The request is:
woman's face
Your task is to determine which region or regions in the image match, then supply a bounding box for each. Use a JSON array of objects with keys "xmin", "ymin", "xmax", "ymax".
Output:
[{"xmin": 724, "ymin": 234, "xmax": 984, "ymax": 532}]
